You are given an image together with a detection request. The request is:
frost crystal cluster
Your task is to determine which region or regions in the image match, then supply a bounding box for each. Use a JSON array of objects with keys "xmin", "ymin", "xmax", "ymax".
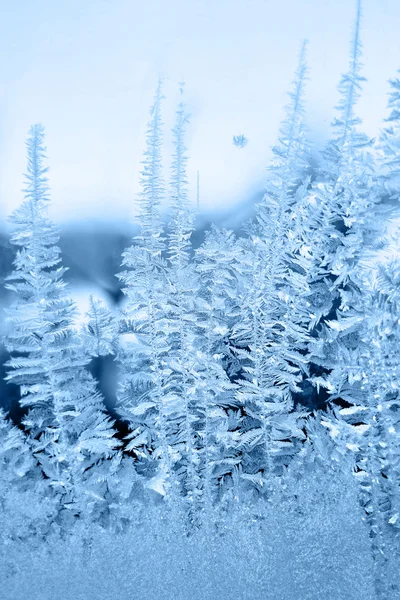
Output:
[{"xmin": 1, "ymin": 2, "xmax": 400, "ymax": 599}]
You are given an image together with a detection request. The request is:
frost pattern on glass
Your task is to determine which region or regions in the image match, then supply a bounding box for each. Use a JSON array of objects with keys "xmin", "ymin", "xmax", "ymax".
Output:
[{"xmin": 1, "ymin": 1, "xmax": 400, "ymax": 598}]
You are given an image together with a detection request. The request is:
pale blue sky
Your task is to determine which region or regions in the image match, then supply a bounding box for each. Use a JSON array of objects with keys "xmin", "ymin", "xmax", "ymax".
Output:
[{"xmin": 0, "ymin": 0, "xmax": 399, "ymax": 224}]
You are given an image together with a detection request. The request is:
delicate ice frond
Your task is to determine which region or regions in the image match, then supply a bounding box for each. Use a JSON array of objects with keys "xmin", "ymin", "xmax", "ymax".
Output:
[
  {"xmin": 4, "ymin": 125, "xmax": 120, "ymax": 519},
  {"xmin": 233, "ymin": 134, "xmax": 248, "ymax": 148},
  {"xmin": 82, "ymin": 295, "xmax": 118, "ymax": 357}
]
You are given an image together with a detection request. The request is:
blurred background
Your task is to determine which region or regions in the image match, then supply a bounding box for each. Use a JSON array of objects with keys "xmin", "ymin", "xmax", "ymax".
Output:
[{"xmin": 0, "ymin": 0, "xmax": 400, "ymax": 223}]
